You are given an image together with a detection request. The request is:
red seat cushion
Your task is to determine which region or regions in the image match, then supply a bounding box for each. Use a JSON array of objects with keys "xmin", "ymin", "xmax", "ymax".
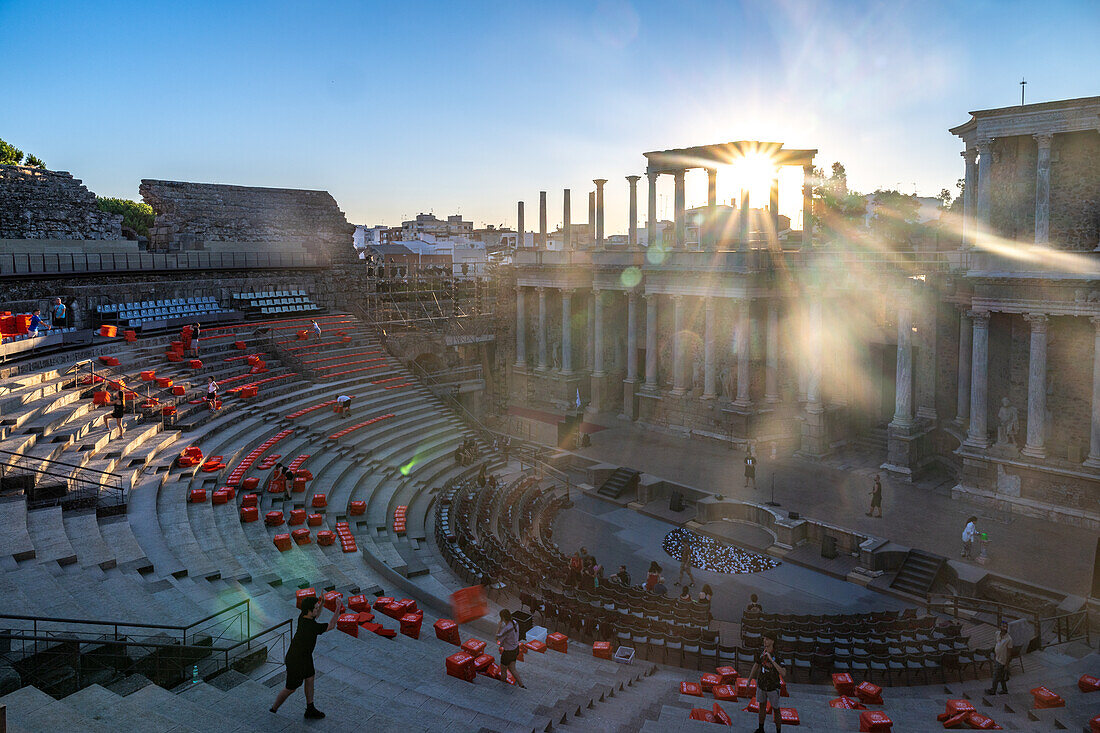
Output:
[
  {"xmin": 858, "ymin": 710, "xmax": 892, "ymax": 732},
  {"xmin": 713, "ymin": 684, "xmax": 737, "ymax": 701},
  {"xmin": 856, "ymin": 680, "xmax": 883, "ymax": 705},
  {"xmin": 434, "ymin": 618, "xmax": 460, "ymax": 645},
  {"xmin": 688, "ymin": 709, "xmax": 716, "ymax": 723},
  {"xmin": 779, "ymin": 708, "xmax": 800, "ymax": 726},
  {"xmin": 701, "ymin": 673, "xmax": 721, "ymax": 692},
  {"xmin": 716, "ymin": 666, "xmax": 738, "ymax": 684},
  {"xmin": 832, "ymin": 672, "xmax": 855, "ymax": 696},
  {"xmin": 1080, "ymin": 674, "xmax": 1100, "ymax": 693},
  {"xmin": 592, "ymin": 641, "xmax": 612, "ymax": 659},
  {"xmin": 680, "ymin": 681, "xmax": 702, "ymax": 697},
  {"xmin": 295, "ymin": 588, "xmax": 316, "ymax": 607},
  {"xmin": 712, "ymin": 702, "xmax": 732, "ymax": 726},
  {"xmin": 1030, "ymin": 686, "xmax": 1065, "ymax": 708}
]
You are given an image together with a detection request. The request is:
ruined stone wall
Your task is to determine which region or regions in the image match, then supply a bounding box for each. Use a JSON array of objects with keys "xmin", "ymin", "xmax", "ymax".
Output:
[
  {"xmin": 0, "ymin": 165, "xmax": 123, "ymax": 240},
  {"xmin": 990, "ymin": 135, "xmax": 1037, "ymax": 243},
  {"xmin": 1050, "ymin": 130, "xmax": 1100, "ymax": 251},
  {"xmin": 139, "ymin": 180, "xmax": 355, "ymax": 260}
]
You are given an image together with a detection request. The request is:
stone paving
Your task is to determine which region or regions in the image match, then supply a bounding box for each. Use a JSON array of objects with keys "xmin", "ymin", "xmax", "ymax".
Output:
[{"xmin": 571, "ymin": 419, "xmax": 1095, "ymax": 599}]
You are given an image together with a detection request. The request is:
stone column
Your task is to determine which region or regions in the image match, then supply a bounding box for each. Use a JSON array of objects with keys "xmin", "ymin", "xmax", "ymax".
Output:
[
  {"xmin": 797, "ymin": 303, "xmax": 808, "ymax": 401},
  {"xmin": 955, "ymin": 310, "xmax": 972, "ymax": 425},
  {"xmin": 647, "ymin": 172, "xmax": 658, "ymax": 248},
  {"xmin": 563, "ymin": 189, "xmax": 572, "ymax": 250},
  {"xmin": 673, "ymin": 170, "xmax": 686, "ymax": 249},
  {"xmin": 706, "ymin": 168, "xmax": 718, "ymax": 250},
  {"xmin": 965, "ymin": 311, "xmax": 991, "ymax": 448},
  {"xmin": 1022, "ymin": 313, "xmax": 1049, "ymax": 458},
  {"xmin": 588, "ymin": 191, "xmax": 596, "ymax": 244},
  {"xmin": 592, "ymin": 290, "xmax": 605, "ymax": 377},
  {"xmin": 802, "ymin": 164, "xmax": 813, "ymax": 251},
  {"xmin": 1034, "ymin": 133, "xmax": 1053, "ymax": 244},
  {"xmin": 516, "ymin": 201, "xmax": 524, "ymax": 249},
  {"xmin": 539, "ymin": 191, "xmax": 547, "ymax": 248},
  {"xmin": 626, "ymin": 293, "xmax": 638, "ymax": 381},
  {"xmin": 594, "ymin": 179, "xmax": 606, "ymax": 248},
  {"xmin": 585, "ymin": 292, "xmax": 594, "ymax": 371},
  {"xmin": 626, "ymin": 175, "xmax": 640, "ymax": 247},
  {"xmin": 890, "ymin": 303, "xmax": 915, "ymax": 429},
  {"xmin": 702, "ymin": 298, "xmax": 716, "ymax": 399},
  {"xmin": 975, "ymin": 139, "xmax": 994, "ymax": 245},
  {"xmin": 765, "ymin": 301, "xmax": 779, "ymax": 403},
  {"xmin": 805, "ymin": 299, "xmax": 823, "ymax": 410},
  {"xmin": 644, "ymin": 294, "xmax": 658, "ymax": 390},
  {"xmin": 769, "ymin": 176, "xmax": 780, "ymax": 233},
  {"xmin": 561, "ymin": 288, "xmax": 574, "ymax": 374},
  {"xmin": 537, "ymin": 287, "xmax": 548, "ymax": 370},
  {"xmin": 961, "ymin": 149, "xmax": 977, "ymax": 248},
  {"xmin": 707, "ymin": 168, "xmax": 717, "ymax": 207},
  {"xmin": 514, "ymin": 286, "xmax": 527, "ymax": 368},
  {"xmin": 734, "ymin": 300, "xmax": 752, "ymax": 408},
  {"xmin": 738, "ymin": 189, "xmax": 750, "ymax": 251},
  {"xmin": 1086, "ymin": 318, "xmax": 1100, "ymax": 468},
  {"xmin": 671, "ymin": 295, "xmax": 686, "ymax": 394}
]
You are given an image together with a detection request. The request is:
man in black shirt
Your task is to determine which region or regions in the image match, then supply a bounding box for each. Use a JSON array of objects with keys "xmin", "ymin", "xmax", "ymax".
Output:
[
  {"xmin": 270, "ymin": 596, "xmax": 342, "ymax": 719},
  {"xmin": 749, "ymin": 632, "xmax": 786, "ymax": 733}
]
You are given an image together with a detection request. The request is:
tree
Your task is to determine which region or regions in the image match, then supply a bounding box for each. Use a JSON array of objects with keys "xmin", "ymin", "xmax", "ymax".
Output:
[
  {"xmin": 868, "ymin": 189, "xmax": 920, "ymax": 250},
  {"xmin": 24, "ymin": 154, "xmax": 45, "ymax": 169},
  {"xmin": 813, "ymin": 161, "xmax": 865, "ymax": 241},
  {"xmin": 96, "ymin": 197, "xmax": 155, "ymax": 238},
  {"xmin": 937, "ymin": 188, "xmax": 952, "ymax": 208},
  {"xmin": 0, "ymin": 138, "xmax": 24, "ymax": 165}
]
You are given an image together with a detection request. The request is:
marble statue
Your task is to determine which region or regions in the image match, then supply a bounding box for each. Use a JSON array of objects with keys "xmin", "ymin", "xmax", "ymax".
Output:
[
  {"xmin": 996, "ymin": 397, "xmax": 1019, "ymax": 446},
  {"xmin": 720, "ymin": 364, "xmax": 734, "ymax": 401}
]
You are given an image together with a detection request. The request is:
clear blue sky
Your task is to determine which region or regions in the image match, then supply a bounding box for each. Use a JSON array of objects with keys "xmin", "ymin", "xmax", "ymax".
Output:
[{"xmin": 2, "ymin": 0, "xmax": 1097, "ymax": 233}]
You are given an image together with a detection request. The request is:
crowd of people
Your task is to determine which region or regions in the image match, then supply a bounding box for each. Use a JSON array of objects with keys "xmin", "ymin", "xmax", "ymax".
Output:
[{"xmin": 454, "ymin": 438, "xmax": 480, "ymax": 466}]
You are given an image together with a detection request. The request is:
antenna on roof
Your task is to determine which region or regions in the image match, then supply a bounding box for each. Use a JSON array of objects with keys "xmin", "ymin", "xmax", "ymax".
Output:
[{"xmin": 1020, "ymin": 77, "xmax": 1027, "ymax": 106}]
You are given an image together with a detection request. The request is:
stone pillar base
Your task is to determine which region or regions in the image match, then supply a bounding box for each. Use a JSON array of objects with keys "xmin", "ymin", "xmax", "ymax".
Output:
[
  {"xmin": 798, "ymin": 407, "xmax": 828, "ymax": 458},
  {"xmin": 883, "ymin": 423, "xmax": 936, "ymax": 481},
  {"xmin": 621, "ymin": 380, "xmax": 638, "ymax": 421}
]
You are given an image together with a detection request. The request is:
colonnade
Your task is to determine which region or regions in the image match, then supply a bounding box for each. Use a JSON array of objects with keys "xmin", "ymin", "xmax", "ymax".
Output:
[{"xmin": 515, "ymin": 285, "xmax": 825, "ymax": 411}]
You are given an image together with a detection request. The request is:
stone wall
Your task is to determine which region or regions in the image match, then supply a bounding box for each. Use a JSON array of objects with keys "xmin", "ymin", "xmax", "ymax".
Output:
[
  {"xmin": 0, "ymin": 165, "xmax": 123, "ymax": 240},
  {"xmin": 1050, "ymin": 131, "xmax": 1100, "ymax": 251},
  {"xmin": 139, "ymin": 180, "xmax": 355, "ymax": 260}
]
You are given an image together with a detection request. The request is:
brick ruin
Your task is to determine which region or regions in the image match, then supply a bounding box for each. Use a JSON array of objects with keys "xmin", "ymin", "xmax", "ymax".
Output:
[
  {"xmin": 0, "ymin": 165, "xmax": 123, "ymax": 240},
  {"xmin": 139, "ymin": 180, "xmax": 356, "ymax": 260}
]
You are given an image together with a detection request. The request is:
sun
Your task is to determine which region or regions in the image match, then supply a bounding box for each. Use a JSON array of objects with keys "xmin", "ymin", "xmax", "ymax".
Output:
[{"xmin": 723, "ymin": 151, "xmax": 778, "ymax": 208}]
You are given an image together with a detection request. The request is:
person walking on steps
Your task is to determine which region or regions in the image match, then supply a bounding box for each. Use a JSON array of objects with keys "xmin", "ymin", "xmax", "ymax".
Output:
[
  {"xmin": 866, "ymin": 474, "xmax": 883, "ymax": 517},
  {"xmin": 311, "ymin": 320, "xmax": 322, "ymax": 339},
  {"xmin": 495, "ymin": 609, "xmax": 526, "ymax": 688},
  {"xmin": 986, "ymin": 623, "xmax": 1013, "ymax": 695},
  {"xmin": 271, "ymin": 596, "xmax": 343, "ymax": 719},
  {"xmin": 107, "ymin": 387, "xmax": 126, "ymax": 434},
  {"xmin": 961, "ymin": 516, "xmax": 978, "ymax": 559},
  {"xmin": 744, "ymin": 445, "xmax": 757, "ymax": 490},
  {"xmin": 675, "ymin": 536, "xmax": 695, "ymax": 588},
  {"xmin": 750, "ymin": 633, "xmax": 786, "ymax": 733}
]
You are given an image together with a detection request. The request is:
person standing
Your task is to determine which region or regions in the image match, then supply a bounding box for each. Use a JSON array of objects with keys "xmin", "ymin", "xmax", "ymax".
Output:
[
  {"xmin": 495, "ymin": 609, "xmax": 526, "ymax": 688},
  {"xmin": 50, "ymin": 298, "xmax": 67, "ymax": 328},
  {"xmin": 749, "ymin": 633, "xmax": 786, "ymax": 733},
  {"xmin": 675, "ymin": 536, "xmax": 695, "ymax": 587},
  {"xmin": 270, "ymin": 596, "xmax": 342, "ymax": 718},
  {"xmin": 189, "ymin": 323, "xmax": 201, "ymax": 356},
  {"xmin": 866, "ymin": 474, "xmax": 883, "ymax": 517},
  {"xmin": 311, "ymin": 320, "xmax": 322, "ymax": 339},
  {"xmin": 744, "ymin": 445, "xmax": 757, "ymax": 490},
  {"xmin": 961, "ymin": 516, "xmax": 978, "ymax": 559},
  {"xmin": 107, "ymin": 387, "xmax": 126, "ymax": 433},
  {"xmin": 986, "ymin": 623, "xmax": 1013, "ymax": 695},
  {"xmin": 206, "ymin": 377, "xmax": 219, "ymax": 410}
]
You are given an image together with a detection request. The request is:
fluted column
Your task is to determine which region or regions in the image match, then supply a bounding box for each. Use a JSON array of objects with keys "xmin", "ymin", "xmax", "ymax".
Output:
[
  {"xmin": 975, "ymin": 139, "xmax": 994, "ymax": 245},
  {"xmin": 797, "ymin": 303, "xmax": 808, "ymax": 401},
  {"xmin": 1086, "ymin": 318, "xmax": 1100, "ymax": 468},
  {"xmin": 627, "ymin": 175, "xmax": 640, "ymax": 247},
  {"xmin": 702, "ymin": 298, "xmax": 716, "ymax": 399},
  {"xmin": 585, "ymin": 292, "xmax": 594, "ymax": 371},
  {"xmin": 734, "ymin": 300, "xmax": 752, "ymax": 408},
  {"xmin": 536, "ymin": 287, "xmax": 548, "ymax": 370},
  {"xmin": 673, "ymin": 170, "xmax": 686, "ymax": 249},
  {"xmin": 539, "ymin": 191, "xmax": 548, "ymax": 248},
  {"xmin": 561, "ymin": 288, "xmax": 574, "ymax": 374},
  {"xmin": 802, "ymin": 164, "xmax": 813, "ymax": 251},
  {"xmin": 765, "ymin": 301, "xmax": 779, "ymax": 403},
  {"xmin": 563, "ymin": 189, "xmax": 572, "ymax": 250},
  {"xmin": 516, "ymin": 201, "xmax": 524, "ymax": 249},
  {"xmin": 705, "ymin": 168, "xmax": 717, "ymax": 250},
  {"xmin": 805, "ymin": 298, "xmax": 823, "ymax": 412},
  {"xmin": 965, "ymin": 311, "xmax": 991, "ymax": 448},
  {"xmin": 671, "ymin": 295, "xmax": 686, "ymax": 394},
  {"xmin": 594, "ymin": 179, "xmax": 606, "ymax": 248},
  {"xmin": 588, "ymin": 191, "xmax": 595, "ymax": 245},
  {"xmin": 890, "ymin": 303, "xmax": 915, "ymax": 429},
  {"xmin": 1022, "ymin": 313, "xmax": 1049, "ymax": 458},
  {"xmin": 514, "ymin": 286, "xmax": 527, "ymax": 367},
  {"xmin": 592, "ymin": 289, "xmax": 605, "ymax": 377},
  {"xmin": 646, "ymin": 172, "xmax": 658, "ymax": 247},
  {"xmin": 738, "ymin": 189, "xmax": 750, "ymax": 251},
  {"xmin": 644, "ymin": 294, "xmax": 658, "ymax": 390},
  {"xmin": 626, "ymin": 293, "xmax": 638, "ymax": 381},
  {"xmin": 961, "ymin": 149, "xmax": 977, "ymax": 249},
  {"xmin": 955, "ymin": 310, "xmax": 972, "ymax": 424},
  {"xmin": 1034, "ymin": 134, "xmax": 1053, "ymax": 244}
]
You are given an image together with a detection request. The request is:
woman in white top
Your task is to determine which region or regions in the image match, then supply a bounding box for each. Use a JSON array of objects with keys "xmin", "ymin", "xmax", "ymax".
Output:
[
  {"xmin": 961, "ymin": 516, "xmax": 977, "ymax": 559},
  {"xmin": 495, "ymin": 609, "xmax": 526, "ymax": 688},
  {"xmin": 206, "ymin": 377, "xmax": 219, "ymax": 407}
]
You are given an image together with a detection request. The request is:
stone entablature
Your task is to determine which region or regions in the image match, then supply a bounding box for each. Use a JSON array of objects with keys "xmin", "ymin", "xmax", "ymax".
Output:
[
  {"xmin": 0, "ymin": 165, "xmax": 123, "ymax": 240},
  {"xmin": 139, "ymin": 179, "xmax": 355, "ymax": 259}
]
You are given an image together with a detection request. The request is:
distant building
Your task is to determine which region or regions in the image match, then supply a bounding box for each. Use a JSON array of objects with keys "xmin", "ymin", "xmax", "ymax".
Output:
[{"xmin": 400, "ymin": 213, "xmax": 472, "ymax": 241}]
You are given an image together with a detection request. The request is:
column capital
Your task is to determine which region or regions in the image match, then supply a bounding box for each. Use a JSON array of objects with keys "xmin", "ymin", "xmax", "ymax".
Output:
[
  {"xmin": 967, "ymin": 310, "xmax": 991, "ymax": 325},
  {"xmin": 535, "ymin": 285, "xmax": 547, "ymax": 294},
  {"xmin": 976, "ymin": 138, "xmax": 994, "ymax": 153},
  {"xmin": 591, "ymin": 287, "xmax": 602, "ymax": 297},
  {"xmin": 647, "ymin": 170, "xmax": 660, "ymax": 181},
  {"xmin": 670, "ymin": 293, "xmax": 684, "ymax": 303},
  {"xmin": 1034, "ymin": 132, "xmax": 1054, "ymax": 149},
  {"xmin": 593, "ymin": 178, "xmax": 607, "ymax": 187},
  {"xmin": 704, "ymin": 296, "xmax": 717, "ymax": 311},
  {"xmin": 626, "ymin": 174, "xmax": 641, "ymax": 183},
  {"xmin": 962, "ymin": 147, "xmax": 978, "ymax": 163},
  {"xmin": 1091, "ymin": 316, "xmax": 1100, "ymax": 330},
  {"xmin": 560, "ymin": 287, "xmax": 575, "ymax": 297},
  {"xmin": 643, "ymin": 292, "xmax": 659, "ymax": 303},
  {"xmin": 672, "ymin": 169, "xmax": 686, "ymax": 182},
  {"xmin": 1023, "ymin": 312, "xmax": 1049, "ymax": 331}
]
